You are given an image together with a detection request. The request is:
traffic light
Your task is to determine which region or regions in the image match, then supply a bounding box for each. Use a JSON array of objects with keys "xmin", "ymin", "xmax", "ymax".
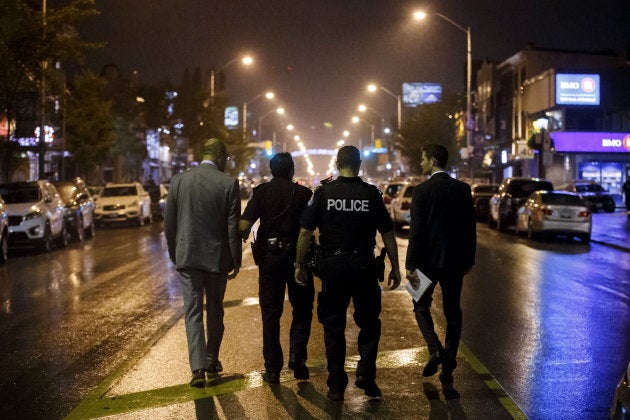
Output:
[{"xmin": 265, "ymin": 140, "xmax": 273, "ymax": 156}]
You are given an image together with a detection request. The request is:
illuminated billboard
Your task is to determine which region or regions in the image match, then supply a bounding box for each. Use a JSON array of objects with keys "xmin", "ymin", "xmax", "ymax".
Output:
[
  {"xmin": 402, "ymin": 83, "xmax": 442, "ymax": 107},
  {"xmin": 224, "ymin": 106, "xmax": 239, "ymax": 128},
  {"xmin": 550, "ymin": 131, "xmax": 630, "ymax": 153},
  {"xmin": 555, "ymin": 73, "xmax": 600, "ymax": 106}
]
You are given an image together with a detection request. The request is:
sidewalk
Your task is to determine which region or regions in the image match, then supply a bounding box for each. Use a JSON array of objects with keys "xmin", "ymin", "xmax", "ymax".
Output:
[{"xmin": 590, "ymin": 209, "xmax": 630, "ymax": 252}]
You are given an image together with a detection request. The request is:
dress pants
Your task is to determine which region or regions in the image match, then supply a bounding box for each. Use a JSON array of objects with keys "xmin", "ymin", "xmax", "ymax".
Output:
[
  {"xmin": 318, "ymin": 254, "xmax": 381, "ymax": 392},
  {"xmin": 179, "ymin": 269, "xmax": 228, "ymax": 372},
  {"xmin": 412, "ymin": 268, "xmax": 464, "ymax": 371},
  {"xmin": 259, "ymin": 252, "xmax": 314, "ymax": 373}
]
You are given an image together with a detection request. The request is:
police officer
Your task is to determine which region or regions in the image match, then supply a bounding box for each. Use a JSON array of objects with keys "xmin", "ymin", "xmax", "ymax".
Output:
[
  {"xmin": 239, "ymin": 153, "xmax": 314, "ymax": 383},
  {"xmin": 294, "ymin": 146, "xmax": 401, "ymax": 401}
]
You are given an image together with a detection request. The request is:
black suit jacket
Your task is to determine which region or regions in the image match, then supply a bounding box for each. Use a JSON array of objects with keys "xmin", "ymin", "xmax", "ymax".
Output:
[{"xmin": 405, "ymin": 172, "xmax": 476, "ymax": 274}]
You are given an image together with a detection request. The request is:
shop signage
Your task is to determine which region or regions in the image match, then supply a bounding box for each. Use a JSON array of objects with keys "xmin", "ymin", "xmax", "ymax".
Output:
[
  {"xmin": 550, "ymin": 132, "xmax": 630, "ymax": 153},
  {"xmin": 555, "ymin": 73, "xmax": 600, "ymax": 106}
]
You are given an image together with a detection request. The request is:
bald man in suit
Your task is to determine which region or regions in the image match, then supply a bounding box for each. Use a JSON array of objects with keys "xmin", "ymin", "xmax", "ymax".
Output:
[{"xmin": 164, "ymin": 138, "xmax": 241, "ymax": 387}]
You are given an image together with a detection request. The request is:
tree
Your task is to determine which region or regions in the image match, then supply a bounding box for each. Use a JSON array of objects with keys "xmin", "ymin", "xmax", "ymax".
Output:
[
  {"xmin": 397, "ymin": 94, "xmax": 462, "ymax": 174},
  {"xmin": 64, "ymin": 70, "xmax": 113, "ymax": 183},
  {"xmin": 0, "ymin": 0, "xmax": 102, "ymax": 180}
]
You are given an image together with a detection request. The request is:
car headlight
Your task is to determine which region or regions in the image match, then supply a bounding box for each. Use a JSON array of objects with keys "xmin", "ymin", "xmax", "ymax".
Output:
[{"xmin": 24, "ymin": 210, "xmax": 43, "ymax": 221}]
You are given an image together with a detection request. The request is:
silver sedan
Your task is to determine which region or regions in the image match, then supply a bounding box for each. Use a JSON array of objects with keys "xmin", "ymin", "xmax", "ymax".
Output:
[{"xmin": 515, "ymin": 190, "xmax": 592, "ymax": 243}]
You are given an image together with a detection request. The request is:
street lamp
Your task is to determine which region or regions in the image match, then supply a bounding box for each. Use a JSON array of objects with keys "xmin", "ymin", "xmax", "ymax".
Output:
[
  {"xmin": 358, "ymin": 104, "xmax": 386, "ymax": 134},
  {"xmin": 210, "ymin": 55, "xmax": 253, "ymax": 98},
  {"xmin": 242, "ymin": 90, "xmax": 274, "ymax": 138},
  {"xmin": 366, "ymin": 83, "xmax": 401, "ymax": 131},
  {"xmin": 258, "ymin": 107, "xmax": 285, "ymax": 143},
  {"xmin": 413, "ymin": 10, "xmax": 472, "ymax": 149}
]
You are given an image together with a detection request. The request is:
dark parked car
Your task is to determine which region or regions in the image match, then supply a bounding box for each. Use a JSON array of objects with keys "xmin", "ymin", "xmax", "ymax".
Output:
[
  {"xmin": 144, "ymin": 183, "xmax": 168, "ymax": 219},
  {"xmin": 489, "ymin": 177, "xmax": 554, "ymax": 231},
  {"xmin": 559, "ymin": 180, "xmax": 616, "ymax": 213},
  {"xmin": 471, "ymin": 183, "xmax": 499, "ymax": 221},
  {"xmin": 0, "ymin": 194, "xmax": 8, "ymax": 264},
  {"xmin": 53, "ymin": 178, "xmax": 96, "ymax": 241}
]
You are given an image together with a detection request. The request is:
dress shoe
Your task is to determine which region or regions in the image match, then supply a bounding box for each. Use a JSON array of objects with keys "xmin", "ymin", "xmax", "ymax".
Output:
[
  {"xmin": 326, "ymin": 389, "xmax": 344, "ymax": 401},
  {"xmin": 422, "ymin": 351, "xmax": 443, "ymax": 377},
  {"xmin": 355, "ymin": 376, "xmax": 382, "ymax": 400},
  {"xmin": 289, "ymin": 362, "xmax": 309, "ymax": 380},
  {"xmin": 207, "ymin": 360, "xmax": 223, "ymax": 374},
  {"xmin": 189, "ymin": 369, "xmax": 206, "ymax": 388},
  {"xmin": 262, "ymin": 370, "xmax": 280, "ymax": 383}
]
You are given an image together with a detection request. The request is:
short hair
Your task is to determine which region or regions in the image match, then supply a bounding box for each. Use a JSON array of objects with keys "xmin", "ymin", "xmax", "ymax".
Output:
[
  {"xmin": 422, "ymin": 144, "xmax": 448, "ymax": 168},
  {"xmin": 270, "ymin": 152, "xmax": 294, "ymax": 180},
  {"xmin": 336, "ymin": 146, "xmax": 361, "ymax": 170},
  {"xmin": 203, "ymin": 138, "xmax": 226, "ymax": 159}
]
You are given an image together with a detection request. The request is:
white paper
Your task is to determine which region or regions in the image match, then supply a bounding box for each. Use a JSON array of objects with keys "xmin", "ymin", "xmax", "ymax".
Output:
[{"xmin": 405, "ymin": 269, "xmax": 433, "ymax": 302}]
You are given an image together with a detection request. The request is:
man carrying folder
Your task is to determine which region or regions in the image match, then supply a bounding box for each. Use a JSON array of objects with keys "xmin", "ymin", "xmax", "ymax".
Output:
[{"xmin": 405, "ymin": 144, "xmax": 477, "ymax": 390}]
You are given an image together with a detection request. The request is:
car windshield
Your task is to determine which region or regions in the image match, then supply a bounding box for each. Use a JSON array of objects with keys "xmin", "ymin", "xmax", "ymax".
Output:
[
  {"xmin": 541, "ymin": 193, "xmax": 585, "ymax": 206},
  {"xmin": 507, "ymin": 180, "xmax": 553, "ymax": 197},
  {"xmin": 101, "ymin": 186, "xmax": 137, "ymax": 197},
  {"xmin": 55, "ymin": 184, "xmax": 78, "ymax": 201},
  {"xmin": 575, "ymin": 184, "xmax": 604, "ymax": 193},
  {"xmin": 385, "ymin": 184, "xmax": 403, "ymax": 197},
  {"xmin": 474, "ymin": 185, "xmax": 498, "ymax": 194},
  {"xmin": 0, "ymin": 185, "xmax": 41, "ymax": 203}
]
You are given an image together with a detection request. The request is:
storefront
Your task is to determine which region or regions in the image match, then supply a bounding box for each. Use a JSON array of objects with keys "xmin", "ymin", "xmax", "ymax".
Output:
[{"xmin": 550, "ymin": 131, "xmax": 630, "ymax": 194}]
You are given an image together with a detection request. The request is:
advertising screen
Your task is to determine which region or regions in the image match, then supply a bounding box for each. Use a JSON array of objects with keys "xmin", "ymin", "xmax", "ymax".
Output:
[
  {"xmin": 402, "ymin": 83, "xmax": 442, "ymax": 107},
  {"xmin": 555, "ymin": 73, "xmax": 600, "ymax": 106},
  {"xmin": 224, "ymin": 106, "xmax": 239, "ymax": 128}
]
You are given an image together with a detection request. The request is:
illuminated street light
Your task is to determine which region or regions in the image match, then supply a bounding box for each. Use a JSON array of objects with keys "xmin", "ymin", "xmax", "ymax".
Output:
[
  {"xmin": 258, "ymin": 107, "xmax": 285, "ymax": 143},
  {"xmin": 414, "ymin": 10, "xmax": 472, "ymax": 149},
  {"xmin": 210, "ymin": 54, "xmax": 254, "ymax": 98},
  {"xmin": 366, "ymin": 83, "xmax": 401, "ymax": 130},
  {"xmin": 243, "ymin": 90, "xmax": 274, "ymax": 138}
]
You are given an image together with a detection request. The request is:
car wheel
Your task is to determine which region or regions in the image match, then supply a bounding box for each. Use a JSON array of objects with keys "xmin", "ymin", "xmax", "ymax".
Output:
[
  {"xmin": 41, "ymin": 224, "xmax": 53, "ymax": 253},
  {"xmin": 580, "ymin": 233, "xmax": 591, "ymax": 244},
  {"xmin": 603, "ymin": 199, "xmax": 615, "ymax": 213},
  {"xmin": 488, "ymin": 214, "xmax": 496, "ymax": 228},
  {"xmin": 0, "ymin": 230, "xmax": 8, "ymax": 265},
  {"xmin": 137, "ymin": 212, "xmax": 144, "ymax": 227},
  {"xmin": 146, "ymin": 211, "xmax": 153, "ymax": 225},
  {"xmin": 58, "ymin": 223, "xmax": 69, "ymax": 248},
  {"xmin": 74, "ymin": 217, "xmax": 85, "ymax": 241},
  {"xmin": 85, "ymin": 217, "xmax": 95, "ymax": 239},
  {"xmin": 497, "ymin": 214, "xmax": 507, "ymax": 232},
  {"xmin": 527, "ymin": 219, "xmax": 538, "ymax": 240}
]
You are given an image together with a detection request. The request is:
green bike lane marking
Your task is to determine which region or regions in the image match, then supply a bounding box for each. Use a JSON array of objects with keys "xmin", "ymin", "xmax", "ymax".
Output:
[{"xmin": 66, "ymin": 345, "xmax": 526, "ymax": 419}]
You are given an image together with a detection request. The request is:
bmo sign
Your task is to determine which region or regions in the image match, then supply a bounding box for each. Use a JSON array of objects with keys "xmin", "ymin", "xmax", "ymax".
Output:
[
  {"xmin": 555, "ymin": 73, "xmax": 600, "ymax": 106},
  {"xmin": 551, "ymin": 132, "xmax": 630, "ymax": 153}
]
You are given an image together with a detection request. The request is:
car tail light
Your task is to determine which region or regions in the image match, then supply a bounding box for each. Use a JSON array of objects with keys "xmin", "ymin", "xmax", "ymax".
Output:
[
  {"xmin": 400, "ymin": 201, "xmax": 410, "ymax": 210},
  {"xmin": 539, "ymin": 207, "xmax": 553, "ymax": 216},
  {"xmin": 383, "ymin": 196, "xmax": 391, "ymax": 204},
  {"xmin": 578, "ymin": 210, "xmax": 590, "ymax": 217}
]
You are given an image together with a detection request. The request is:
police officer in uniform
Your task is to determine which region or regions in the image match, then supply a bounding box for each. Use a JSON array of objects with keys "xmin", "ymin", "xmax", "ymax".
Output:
[
  {"xmin": 240, "ymin": 153, "xmax": 314, "ymax": 383},
  {"xmin": 294, "ymin": 146, "xmax": 401, "ymax": 401}
]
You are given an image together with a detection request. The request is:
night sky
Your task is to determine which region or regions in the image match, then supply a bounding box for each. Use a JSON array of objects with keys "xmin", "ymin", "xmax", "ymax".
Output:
[{"xmin": 80, "ymin": 0, "xmax": 629, "ymax": 147}]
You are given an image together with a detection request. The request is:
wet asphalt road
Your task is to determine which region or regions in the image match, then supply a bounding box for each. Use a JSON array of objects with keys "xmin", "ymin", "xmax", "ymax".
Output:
[{"xmin": 0, "ymin": 216, "xmax": 628, "ymax": 419}]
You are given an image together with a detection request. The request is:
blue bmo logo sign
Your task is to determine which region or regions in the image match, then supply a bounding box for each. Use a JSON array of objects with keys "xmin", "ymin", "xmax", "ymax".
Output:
[{"xmin": 555, "ymin": 73, "xmax": 600, "ymax": 106}]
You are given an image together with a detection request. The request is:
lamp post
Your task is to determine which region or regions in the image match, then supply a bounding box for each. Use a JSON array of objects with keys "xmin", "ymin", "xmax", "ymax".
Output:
[
  {"xmin": 242, "ymin": 90, "xmax": 274, "ymax": 139},
  {"xmin": 258, "ymin": 107, "xmax": 285, "ymax": 144},
  {"xmin": 413, "ymin": 11, "xmax": 472, "ymax": 150},
  {"xmin": 351, "ymin": 116, "xmax": 374, "ymax": 150},
  {"xmin": 366, "ymin": 83, "xmax": 401, "ymax": 131},
  {"xmin": 210, "ymin": 55, "xmax": 253, "ymax": 98},
  {"xmin": 358, "ymin": 104, "xmax": 386, "ymax": 135}
]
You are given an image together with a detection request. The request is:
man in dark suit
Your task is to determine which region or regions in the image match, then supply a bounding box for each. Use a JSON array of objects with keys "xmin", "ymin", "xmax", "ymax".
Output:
[
  {"xmin": 164, "ymin": 138, "xmax": 242, "ymax": 388},
  {"xmin": 405, "ymin": 144, "xmax": 476, "ymax": 389}
]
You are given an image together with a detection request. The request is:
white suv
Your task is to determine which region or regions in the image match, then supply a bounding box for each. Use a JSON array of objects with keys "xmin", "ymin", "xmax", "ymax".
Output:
[
  {"xmin": 0, "ymin": 180, "xmax": 68, "ymax": 252},
  {"xmin": 94, "ymin": 182, "xmax": 152, "ymax": 226}
]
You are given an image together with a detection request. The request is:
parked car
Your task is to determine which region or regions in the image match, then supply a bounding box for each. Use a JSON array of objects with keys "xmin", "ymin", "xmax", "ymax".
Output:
[
  {"xmin": 514, "ymin": 190, "xmax": 592, "ymax": 243},
  {"xmin": 53, "ymin": 178, "xmax": 96, "ymax": 241},
  {"xmin": 0, "ymin": 180, "xmax": 68, "ymax": 252},
  {"xmin": 143, "ymin": 183, "xmax": 168, "ymax": 219},
  {"xmin": 611, "ymin": 360, "xmax": 630, "ymax": 419},
  {"xmin": 94, "ymin": 182, "xmax": 152, "ymax": 227},
  {"xmin": 390, "ymin": 182, "xmax": 415, "ymax": 229},
  {"xmin": 380, "ymin": 180, "xmax": 406, "ymax": 214},
  {"xmin": 558, "ymin": 180, "xmax": 616, "ymax": 213},
  {"xmin": 489, "ymin": 177, "xmax": 554, "ymax": 231},
  {"xmin": 0, "ymin": 194, "xmax": 8, "ymax": 264},
  {"xmin": 471, "ymin": 183, "xmax": 499, "ymax": 221}
]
